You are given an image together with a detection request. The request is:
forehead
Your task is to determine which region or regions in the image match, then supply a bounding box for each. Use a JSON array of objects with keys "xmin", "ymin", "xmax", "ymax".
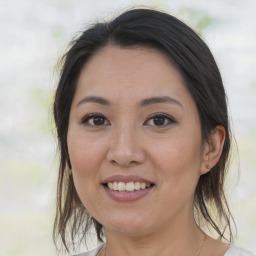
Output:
[{"xmin": 74, "ymin": 46, "xmax": 193, "ymax": 106}]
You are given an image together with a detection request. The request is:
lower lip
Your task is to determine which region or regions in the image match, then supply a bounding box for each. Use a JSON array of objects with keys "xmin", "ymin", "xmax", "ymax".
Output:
[{"xmin": 103, "ymin": 185, "xmax": 154, "ymax": 202}]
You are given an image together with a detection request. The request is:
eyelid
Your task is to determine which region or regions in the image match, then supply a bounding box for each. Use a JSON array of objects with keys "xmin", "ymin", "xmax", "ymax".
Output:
[
  {"xmin": 144, "ymin": 113, "xmax": 176, "ymax": 127},
  {"xmin": 80, "ymin": 112, "xmax": 110, "ymax": 126}
]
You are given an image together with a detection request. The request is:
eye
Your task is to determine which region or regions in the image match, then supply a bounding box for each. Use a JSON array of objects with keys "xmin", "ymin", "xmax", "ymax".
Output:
[
  {"xmin": 81, "ymin": 113, "xmax": 110, "ymax": 127},
  {"xmin": 144, "ymin": 113, "xmax": 176, "ymax": 127}
]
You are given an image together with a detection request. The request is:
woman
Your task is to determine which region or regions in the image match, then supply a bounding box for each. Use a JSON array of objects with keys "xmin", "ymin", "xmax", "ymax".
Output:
[{"xmin": 53, "ymin": 8, "xmax": 255, "ymax": 256}]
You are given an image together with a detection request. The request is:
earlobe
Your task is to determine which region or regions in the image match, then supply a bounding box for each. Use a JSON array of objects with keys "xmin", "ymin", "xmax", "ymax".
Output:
[{"xmin": 200, "ymin": 125, "xmax": 226, "ymax": 175}]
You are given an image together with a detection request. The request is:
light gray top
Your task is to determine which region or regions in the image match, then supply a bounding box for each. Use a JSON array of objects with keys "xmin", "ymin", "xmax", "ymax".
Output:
[{"xmin": 73, "ymin": 243, "xmax": 255, "ymax": 256}]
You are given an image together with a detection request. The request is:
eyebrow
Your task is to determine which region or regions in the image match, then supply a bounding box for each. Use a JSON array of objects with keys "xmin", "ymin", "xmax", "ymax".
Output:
[
  {"xmin": 76, "ymin": 95, "xmax": 183, "ymax": 109},
  {"xmin": 139, "ymin": 96, "xmax": 183, "ymax": 108},
  {"xmin": 76, "ymin": 96, "xmax": 111, "ymax": 108}
]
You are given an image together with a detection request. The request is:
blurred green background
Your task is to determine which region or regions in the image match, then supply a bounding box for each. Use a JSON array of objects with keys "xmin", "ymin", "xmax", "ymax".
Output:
[{"xmin": 0, "ymin": 0, "xmax": 255, "ymax": 255}]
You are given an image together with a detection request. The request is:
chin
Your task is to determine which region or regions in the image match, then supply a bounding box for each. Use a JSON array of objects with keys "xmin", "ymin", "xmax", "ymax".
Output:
[
  {"xmin": 106, "ymin": 224, "xmax": 151, "ymax": 237},
  {"xmin": 101, "ymin": 213, "xmax": 154, "ymax": 236}
]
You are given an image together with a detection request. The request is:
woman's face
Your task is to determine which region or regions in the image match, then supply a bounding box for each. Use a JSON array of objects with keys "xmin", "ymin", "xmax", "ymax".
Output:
[{"xmin": 67, "ymin": 46, "xmax": 209, "ymax": 236}]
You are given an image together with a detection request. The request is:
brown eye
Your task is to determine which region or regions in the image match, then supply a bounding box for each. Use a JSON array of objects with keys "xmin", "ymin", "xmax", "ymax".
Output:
[
  {"xmin": 81, "ymin": 114, "xmax": 110, "ymax": 127},
  {"xmin": 92, "ymin": 116, "xmax": 105, "ymax": 126},
  {"xmin": 145, "ymin": 114, "xmax": 176, "ymax": 127},
  {"xmin": 152, "ymin": 117, "xmax": 166, "ymax": 126}
]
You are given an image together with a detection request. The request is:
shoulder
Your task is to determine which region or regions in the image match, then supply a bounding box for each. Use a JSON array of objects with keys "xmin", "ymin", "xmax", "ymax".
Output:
[
  {"xmin": 72, "ymin": 243, "xmax": 105, "ymax": 256},
  {"xmin": 225, "ymin": 245, "xmax": 255, "ymax": 256},
  {"xmin": 72, "ymin": 243, "xmax": 255, "ymax": 256}
]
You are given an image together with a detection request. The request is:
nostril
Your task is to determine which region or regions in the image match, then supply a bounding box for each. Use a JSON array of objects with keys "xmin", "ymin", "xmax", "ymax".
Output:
[{"xmin": 106, "ymin": 142, "xmax": 146, "ymax": 166}]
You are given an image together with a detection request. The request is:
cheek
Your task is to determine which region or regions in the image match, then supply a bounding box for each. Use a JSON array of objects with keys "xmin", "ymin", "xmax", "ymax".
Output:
[
  {"xmin": 149, "ymin": 130, "xmax": 202, "ymax": 189},
  {"xmin": 154, "ymin": 136, "xmax": 201, "ymax": 168},
  {"xmin": 67, "ymin": 132, "xmax": 106, "ymax": 213},
  {"xmin": 67, "ymin": 130, "xmax": 105, "ymax": 175},
  {"xmin": 67, "ymin": 131, "xmax": 106, "ymax": 200}
]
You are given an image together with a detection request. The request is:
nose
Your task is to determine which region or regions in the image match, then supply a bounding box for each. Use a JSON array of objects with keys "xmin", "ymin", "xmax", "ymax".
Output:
[{"xmin": 106, "ymin": 125, "xmax": 146, "ymax": 167}]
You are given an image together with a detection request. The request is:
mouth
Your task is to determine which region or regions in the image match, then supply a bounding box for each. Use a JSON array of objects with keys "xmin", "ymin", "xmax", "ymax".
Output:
[
  {"xmin": 102, "ymin": 175, "xmax": 155, "ymax": 201},
  {"xmin": 103, "ymin": 181, "xmax": 154, "ymax": 192}
]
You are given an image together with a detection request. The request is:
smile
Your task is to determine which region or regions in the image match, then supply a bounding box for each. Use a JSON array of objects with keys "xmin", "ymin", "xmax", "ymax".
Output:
[
  {"xmin": 106, "ymin": 181, "xmax": 152, "ymax": 192},
  {"xmin": 102, "ymin": 175, "xmax": 155, "ymax": 201}
]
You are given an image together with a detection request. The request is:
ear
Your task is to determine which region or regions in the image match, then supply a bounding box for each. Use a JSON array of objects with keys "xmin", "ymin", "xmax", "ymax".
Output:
[{"xmin": 200, "ymin": 125, "xmax": 226, "ymax": 175}]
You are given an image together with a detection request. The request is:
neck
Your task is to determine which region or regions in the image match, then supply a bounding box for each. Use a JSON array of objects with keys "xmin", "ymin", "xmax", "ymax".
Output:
[{"xmin": 104, "ymin": 217, "xmax": 205, "ymax": 256}]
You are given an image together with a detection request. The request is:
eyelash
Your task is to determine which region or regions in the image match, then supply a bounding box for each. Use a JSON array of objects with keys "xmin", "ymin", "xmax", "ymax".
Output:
[
  {"xmin": 144, "ymin": 113, "xmax": 176, "ymax": 127},
  {"xmin": 80, "ymin": 113, "xmax": 110, "ymax": 127},
  {"xmin": 80, "ymin": 113, "xmax": 176, "ymax": 127}
]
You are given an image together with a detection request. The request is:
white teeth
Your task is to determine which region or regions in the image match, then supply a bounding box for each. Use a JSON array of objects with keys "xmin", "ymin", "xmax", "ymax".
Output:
[
  {"xmin": 141, "ymin": 182, "xmax": 146, "ymax": 189},
  {"xmin": 108, "ymin": 182, "xmax": 113, "ymax": 190},
  {"xmin": 107, "ymin": 181, "xmax": 152, "ymax": 192},
  {"xmin": 126, "ymin": 182, "xmax": 135, "ymax": 192},
  {"xmin": 135, "ymin": 182, "xmax": 141, "ymax": 190},
  {"xmin": 113, "ymin": 181, "xmax": 118, "ymax": 190},
  {"xmin": 118, "ymin": 182, "xmax": 126, "ymax": 191}
]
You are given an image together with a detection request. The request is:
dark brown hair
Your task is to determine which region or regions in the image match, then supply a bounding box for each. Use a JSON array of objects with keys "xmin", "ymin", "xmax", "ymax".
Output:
[{"xmin": 53, "ymin": 8, "xmax": 235, "ymax": 253}]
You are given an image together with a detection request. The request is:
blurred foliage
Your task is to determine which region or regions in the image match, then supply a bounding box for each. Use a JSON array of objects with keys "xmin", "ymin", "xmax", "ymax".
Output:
[
  {"xmin": 129, "ymin": 1, "xmax": 215, "ymax": 34},
  {"xmin": 52, "ymin": 25, "xmax": 65, "ymax": 40},
  {"xmin": 6, "ymin": 160, "xmax": 48, "ymax": 187},
  {"xmin": 0, "ymin": 212, "xmax": 55, "ymax": 256},
  {"xmin": 31, "ymin": 87, "xmax": 52, "ymax": 113},
  {"xmin": 30, "ymin": 87, "xmax": 55, "ymax": 133},
  {"xmin": 178, "ymin": 7, "xmax": 215, "ymax": 34},
  {"xmin": 238, "ymin": 129, "xmax": 256, "ymax": 168}
]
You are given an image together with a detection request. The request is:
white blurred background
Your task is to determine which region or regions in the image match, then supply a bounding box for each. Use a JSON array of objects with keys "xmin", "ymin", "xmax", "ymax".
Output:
[{"xmin": 0, "ymin": 0, "xmax": 255, "ymax": 255}]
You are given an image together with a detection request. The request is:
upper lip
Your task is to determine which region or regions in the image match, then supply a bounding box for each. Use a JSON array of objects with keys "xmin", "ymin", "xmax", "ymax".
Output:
[{"xmin": 102, "ymin": 175, "xmax": 154, "ymax": 184}]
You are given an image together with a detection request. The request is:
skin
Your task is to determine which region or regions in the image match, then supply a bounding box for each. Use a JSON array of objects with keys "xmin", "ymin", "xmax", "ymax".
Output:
[{"xmin": 67, "ymin": 46, "xmax": 228, "ymax": 256}]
